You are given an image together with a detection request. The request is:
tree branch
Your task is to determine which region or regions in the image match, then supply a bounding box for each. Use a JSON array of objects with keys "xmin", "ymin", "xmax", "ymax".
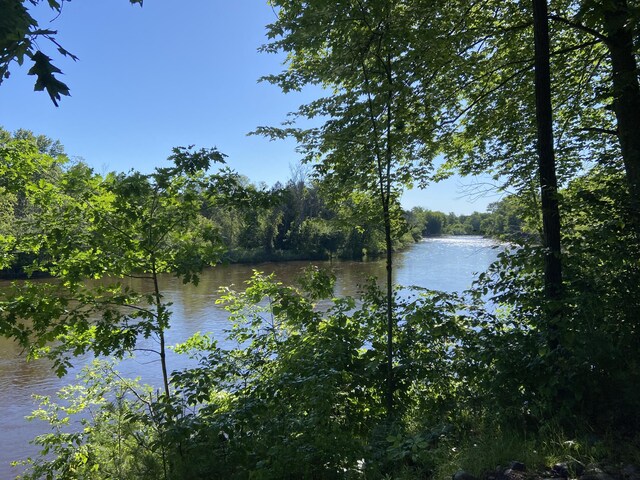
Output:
[
  {"xmin": 548, "ymin": 14, "xmax": 609, "ymax": 43},
  {"xmin": 579, "ymin": 127, "xmax": 618, "ymax": 135}
]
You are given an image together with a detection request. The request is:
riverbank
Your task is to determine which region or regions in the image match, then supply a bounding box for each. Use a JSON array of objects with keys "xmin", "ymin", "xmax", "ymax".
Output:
[{"xmin": 0, "ymin": 230, "xmax": 428, "ymax": 279}]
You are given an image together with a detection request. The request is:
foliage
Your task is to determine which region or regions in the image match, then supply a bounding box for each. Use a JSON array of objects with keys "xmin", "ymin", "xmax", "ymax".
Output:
[
  {"xmin": 0, "ymin": 0, "xmax": 142, "ymax": 105},
  {"xmin": 16, "ymin": 361, "xmax": 166, "ymax": 480},
  {"xmin": 4, "ymin": 0, "xmax": 640, "ymax": 472},
  {"xmin": 558, "ymin": 167, "xmax": 640, "ymax": 430},
  {"xmin": 169, "ymin": 271, "xmax": 484, "ymax": 479},
  {"xmin": 0, "ymin": 140, "xmax": 239, "ymax": 397},
  {"xmin": 0, "ymin": 127, "xmax": 67, "ymax": 273},
  {"xmin": 2, "ymin": 129, "xmax": 521, "ymax": 279},
  {"xmin": 463, "ymin": 166, "xmax": 640, "ymax": 432},
  {"xmin": 258, "ymin": 0, "xmax": 460, "ymax": 416},
  {"xmin": 15, "ymin": 268, "xmax": 483, "ymax": 479},
  {"xmin": 201, "ymin": 169, "xmax": 415, "ymax": 263}
]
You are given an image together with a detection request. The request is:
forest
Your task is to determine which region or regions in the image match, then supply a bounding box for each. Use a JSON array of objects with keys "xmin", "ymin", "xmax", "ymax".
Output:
[
  {"xmin": 0, "ymin": 127, "xmax": 523, "ymax": 278},
  {"xmin": 1, "ymin": 0, "xmax": 640, "ymax": 479}
]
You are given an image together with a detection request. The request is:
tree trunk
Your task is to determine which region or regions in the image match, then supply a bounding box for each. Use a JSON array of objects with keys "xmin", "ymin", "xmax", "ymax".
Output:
[
  {"xmin": 533, "ymin": 0, "xmax": 563, "ymax": 347},
  {"xmin": 384, "ymin": 203, "xmax": 394, "ymax": 418},
  {"xmin": 152, "ymin": 262, "xmax": 171, "ymax": 399},
  {"xmin": 603, "ymin": 0, "xmax": 640, "ymax": 234}
]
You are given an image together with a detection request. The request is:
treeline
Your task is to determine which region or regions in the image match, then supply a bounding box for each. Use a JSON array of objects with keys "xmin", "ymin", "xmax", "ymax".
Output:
[
  {"xmin": 407, "ymin": 197, "xmax": 525, "ymax": 238},
  {"xmin": 0, "ymin": 129, "xmax": 411, "ymax": 277},
  {"xmin": 205, "ymin": 170, "xmax": 418, "ymax": 264},
  {"xmin": 208, "ymin": 180, "xmax": 524, "ymax": 263},
  {"xmin": 1, "ymin": 128, "xmax": 523, "ymax": 278}
]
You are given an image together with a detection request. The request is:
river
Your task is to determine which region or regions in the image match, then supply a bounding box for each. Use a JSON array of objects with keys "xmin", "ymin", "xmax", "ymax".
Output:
[{"xmin": 0, "ymin": 236, "xmax": 501, "ymax": 478}]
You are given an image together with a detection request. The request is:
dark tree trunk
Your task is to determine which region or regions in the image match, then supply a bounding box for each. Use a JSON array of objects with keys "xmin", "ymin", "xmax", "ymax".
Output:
[
  {"xmin": 603, "ymin": 0, "xmax": 640, "ymax": 234},
  {"xmin": 533, "ymin": 0, "xmax": 563, "ymax": 347}
]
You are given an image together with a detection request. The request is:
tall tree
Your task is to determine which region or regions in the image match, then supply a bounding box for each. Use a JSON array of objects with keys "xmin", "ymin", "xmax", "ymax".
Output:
[
  {"xmin": 533, "ymin": 0, "xmax": 563, "ymax": 345},
  {"xmin": 258, "ymin": 0, "xmax": 445, "ymax": 416},
  {"xmin": 598, "ymin": 0, "xmax": 640, "ymax": 233},
  {"xmin": 432, "ymin": 0, "xmax": 640, "ymax": 234}
]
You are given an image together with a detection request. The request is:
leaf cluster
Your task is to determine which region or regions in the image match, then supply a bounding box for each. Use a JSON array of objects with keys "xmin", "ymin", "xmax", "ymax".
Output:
[{"xmin": 0, "ymin": 0, "xmax": 142, "ymax": 105}]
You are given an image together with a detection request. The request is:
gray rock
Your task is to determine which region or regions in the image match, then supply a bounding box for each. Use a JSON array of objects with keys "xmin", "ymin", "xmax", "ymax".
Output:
[
  {"xmin": 581, "ymin": 465, "xmax": 616, "ymax": 480},
  {"xmin": 509, "ymin": 462, "xmax": 527, "ymax": 472},
  {"xmin": 621, "ymin": 465, "xmax": 640, "ymax": 480},
  {"xmin": 453, "ymin": 470, "xmax": 479, "ymax": 480},
  {"xmin": 552, "ymin": 463, "xmax": 570, "ymax": 478},
  {"xmin": 504, "ymin": 469, "xmax": 525, "ymax": 479}
]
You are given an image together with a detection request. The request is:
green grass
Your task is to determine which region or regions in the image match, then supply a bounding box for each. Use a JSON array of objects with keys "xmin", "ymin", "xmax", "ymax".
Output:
[{"xmin": 427, "ymin": 425, "xmax": 640, "ymax": 480}]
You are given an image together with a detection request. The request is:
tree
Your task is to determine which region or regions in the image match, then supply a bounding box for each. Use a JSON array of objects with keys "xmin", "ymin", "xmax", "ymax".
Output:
[
  {"xmin": 547, "ymin": 0, "xmax": 640, "ymax": 234},
  {"xmin": 0, "ymin": 144, "xmax": 231, "ymax": 397},
  {"xmin": 483, "ymin": 196, "xmax": 528, "ymax": 238},
  {"xmin": 0, "ymin": 0, "xmax": 142, "ymax": 105},
  {"xmin": 0, "ymin": 126, "xmax": 67, "ymax": 273},
  {"xmin": 258, "ymin": 0, "xmax": 445, "ymax": 416},
  {"xmin": 430, "ymin": 0, "xmax": 640, "ymax": 234},
  {"xmin": 532, "ymin": 0, "xmax": 563, "ymax": 348}
]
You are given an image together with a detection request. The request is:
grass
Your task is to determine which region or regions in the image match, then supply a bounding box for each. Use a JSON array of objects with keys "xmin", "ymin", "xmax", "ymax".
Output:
[{"xmin": 424, "ymin": 424, "xmax": 640, "ymax": 480}]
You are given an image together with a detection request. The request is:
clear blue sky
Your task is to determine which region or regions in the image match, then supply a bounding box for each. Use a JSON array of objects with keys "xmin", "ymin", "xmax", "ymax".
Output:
[{"xmin": 0, "ymin": 1, "xmax": 497, "ymax": 214}]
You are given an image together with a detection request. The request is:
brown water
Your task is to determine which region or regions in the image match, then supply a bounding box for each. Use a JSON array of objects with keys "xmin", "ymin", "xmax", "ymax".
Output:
[{"xmin": 0, "ymin": 236, "xmax": 501, "ymax": 478}]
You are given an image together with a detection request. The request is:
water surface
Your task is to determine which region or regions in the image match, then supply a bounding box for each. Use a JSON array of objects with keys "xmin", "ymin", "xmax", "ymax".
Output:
[{"xmin": 0, "ymin": 236, "xmax": 501, "ymax": 477}]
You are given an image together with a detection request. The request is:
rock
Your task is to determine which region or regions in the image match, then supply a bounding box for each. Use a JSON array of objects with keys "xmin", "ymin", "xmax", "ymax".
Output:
[
  {"xmin": 551, "ymin": 461, "xmax": 585, "ymax": 478},
  {"xmin": 453, "ymin": 470, "xmax": 479, "ymax": 480},
  {"xmin": 552, "ymin": 463, "xmax": 570, "ymax": 478},
  {"xmin": 580, "ymin": 465, "xmax": 616, "ymax": 480},
  {"xmin": 621, "ymin": 465, "xmax": 640, "ymax": 480},
  {"xmin": 509, "ymin": 462, "xmax": 527, "ymax": 472},
  {"xmin": 502, "ymin": 468, "xmax": 527, "ymax": 480}
]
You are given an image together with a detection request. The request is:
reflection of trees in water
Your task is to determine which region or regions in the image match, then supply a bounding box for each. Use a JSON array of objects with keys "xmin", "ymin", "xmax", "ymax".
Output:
[
  {"xmin": 0, "ymin": 335, "xmax": 91, "ymax": 397},
  {"xmin": 0, "ymin": 336, "xmax": 56, "ymax": 389}
]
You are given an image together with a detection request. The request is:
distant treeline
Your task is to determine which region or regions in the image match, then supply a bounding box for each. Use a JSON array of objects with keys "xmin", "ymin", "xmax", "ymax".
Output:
[
  {"xmin": 1, "ymin": 129, "xmax": 525, "ymax": 277},
  {"xmin": 205, "ymin": 172, "xmax": 417, "ymax": 263},
  {"xmin": 406, "ymin": 196, "xmax": 526, "ymax": 238},
  {"xmin": 195, "ymin": 176, "xmax": 526, "ymax": 263}
]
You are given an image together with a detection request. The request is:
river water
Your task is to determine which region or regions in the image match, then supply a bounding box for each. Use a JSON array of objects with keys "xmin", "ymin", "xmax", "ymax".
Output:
[{"xmin": 0, "ymin": 236, "xmax": 501, "ymax": 478}]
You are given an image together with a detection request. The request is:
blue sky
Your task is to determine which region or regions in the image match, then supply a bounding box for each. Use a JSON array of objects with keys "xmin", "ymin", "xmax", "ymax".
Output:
[{"xmin": 0, "ymin": 1, "xmax": 498, "ymax": 214}]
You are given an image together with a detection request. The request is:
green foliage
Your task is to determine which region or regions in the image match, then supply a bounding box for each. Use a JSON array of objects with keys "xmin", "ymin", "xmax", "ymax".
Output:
[
  {"xmin": 16, "ymin": 361, "xmax": 166, "ymax": 480},
  {"xmin": 0, "ymin": 127, "xmax": 67, "ymax": 272},
  {"xmin": 0, "ymin": 0, "xmax": 142, "ymax": 105},
  {"xmin": 15, "ymin": 267, "xmax": 476, "ymax": 479},
  {"xmin": 161, "ymin": 271, "xmax": 489, "ymax": 478},
  {"xmin": 4, "ymin": 0, "xmax": 640, "ymax": 472},
  {"xmin": 406, "ymin": 202, "xmax": 528, "ymax": 239},
  {"xmin": 558, "ymin": 167, "xmax": 640, "ymax": 430},
  {"xmin": 0, "ymin": 143, "xmax": 235, "ymax": 389},
  {"xmin": 202, "ymin": 169, "xmax": 414, "ymax": 263},
  {"xmin": 462, "ymin": 166, "xmax": 640, "ymax": 432},
  {"xmin": 481, "ymin": 196, "xmax": 533, "ymax": 240},
  {"xmin": 13, "ymin": 246, "xmax": 640, "ymax": 478}
]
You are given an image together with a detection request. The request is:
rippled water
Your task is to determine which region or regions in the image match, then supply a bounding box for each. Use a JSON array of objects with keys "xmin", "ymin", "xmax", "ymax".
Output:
[{"xmin": 0, "ymin": 236, "xmax": 501, "ymax": 478}]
